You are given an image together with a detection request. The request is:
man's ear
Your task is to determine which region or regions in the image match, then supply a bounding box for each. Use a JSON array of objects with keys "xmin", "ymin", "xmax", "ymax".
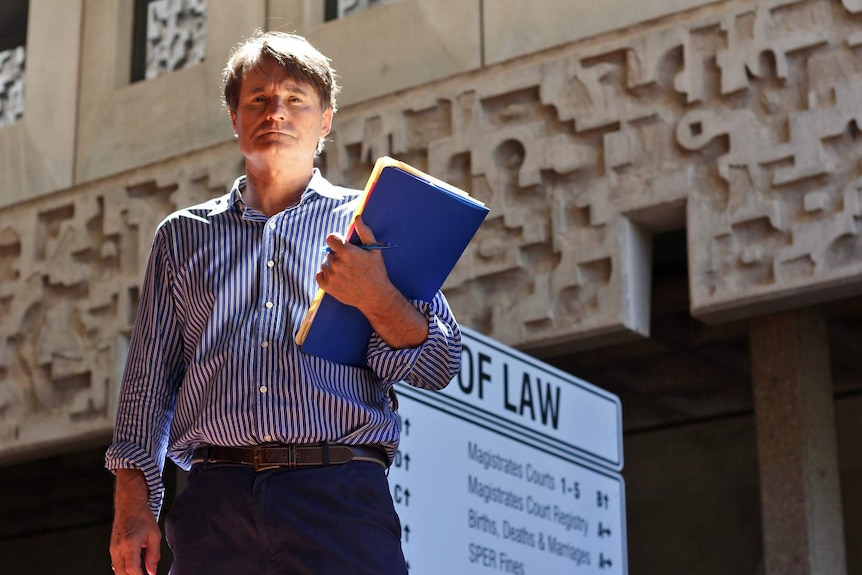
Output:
[
  {"xmin": 229, "ymin": 109, "xmax": 238, "ymax": 135},
  {"xmin": 321, "ymin": 107, "xmax": 334, "ymax": 137}
]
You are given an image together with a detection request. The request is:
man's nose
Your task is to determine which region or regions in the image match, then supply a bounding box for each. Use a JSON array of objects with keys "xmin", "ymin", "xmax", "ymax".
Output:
[{"xmin": 266, "ymin": 99, "xmax": 288, "ymax": 121}]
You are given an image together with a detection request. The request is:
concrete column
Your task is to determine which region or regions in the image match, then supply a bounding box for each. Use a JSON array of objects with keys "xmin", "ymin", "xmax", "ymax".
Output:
[{"xmin": 749, "ymin": 309, "xmax": 846, "ymax": 575}]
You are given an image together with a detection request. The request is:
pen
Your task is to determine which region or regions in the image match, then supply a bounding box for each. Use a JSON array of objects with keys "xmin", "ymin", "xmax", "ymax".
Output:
[
  {"xmin": 320, "ymin": 242, "xmax": 397, "ymax": 254},
  {"xmin": 357, "ymin": 242, "xmax": 397, "ymax": 251}
]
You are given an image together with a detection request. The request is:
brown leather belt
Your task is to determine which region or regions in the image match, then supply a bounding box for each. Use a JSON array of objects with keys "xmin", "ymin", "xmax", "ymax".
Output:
[{"xmin": 191, "ymin": 443, "xmax": 389, "ymax": 471}]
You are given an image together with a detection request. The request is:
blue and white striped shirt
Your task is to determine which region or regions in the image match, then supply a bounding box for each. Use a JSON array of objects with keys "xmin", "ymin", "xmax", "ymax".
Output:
[{"xmin": 105, "ymin": 171, "xmax": 462, "ymax": 515}]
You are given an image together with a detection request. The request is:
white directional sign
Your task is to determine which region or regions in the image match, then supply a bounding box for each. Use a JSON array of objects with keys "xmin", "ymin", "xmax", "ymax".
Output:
[
  {"xmin": 388, "ymin": 327, "xmax": 627, "ymax": 575},
  {"xmin": 425, "ymin": 326, "xmax": 622, "ymax": 469}
]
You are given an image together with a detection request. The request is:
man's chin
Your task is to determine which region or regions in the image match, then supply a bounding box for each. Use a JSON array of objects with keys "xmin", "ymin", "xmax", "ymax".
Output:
[{"xmin": 245, "ymin": 145, "xmax": 314, "ymax": 166}]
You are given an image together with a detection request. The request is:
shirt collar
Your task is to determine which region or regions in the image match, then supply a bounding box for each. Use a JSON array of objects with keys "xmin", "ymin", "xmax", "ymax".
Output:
[
  {"xmin": 307, "ymin": 168, "xmax": 355, "ymax": 200},
  {"xmin": 226, "ymin": 168, "xmax": 352, "ymax": 215}
]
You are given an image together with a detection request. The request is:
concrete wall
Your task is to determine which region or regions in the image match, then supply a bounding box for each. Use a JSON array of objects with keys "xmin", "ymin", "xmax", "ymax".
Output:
[
  {"xmin": 0, "ymin": 0, "xmax": 82, "ymax": 207},
  {"xmin": 74, "ymin": 0, "xmax": 262, "ymax": 183},
  {"xmin": 482, "ymin": 0, "xmax": 725, "ymax": 66},
  {"xmin": 1, "ymin": 0, "xmax": 726, "ymax": 206},
  {"xmin": 625, "ymin": 393, "xmax": 862, "ymax": 574},
  {"xmin": 1, "ymin": 0, "xmax": 861, "ymax": 486},
  {"xmin": 1, "ymin": 1, "xmax": 861, "ymax": 573}
]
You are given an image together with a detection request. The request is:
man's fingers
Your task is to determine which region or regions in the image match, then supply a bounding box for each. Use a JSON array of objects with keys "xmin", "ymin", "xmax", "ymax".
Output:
[
  {"xmin": 324, "ymin": 232, "xmax": 344, "ymax": 253},
  {"xmin": 121, "ymin": 546, "xmax": 146, "ymax": 575},
  {"xmin": 109, "ymin": 536, "xmax": 133, "ymax": 575},
  {"xmin": 109, "ymin": 514, "xmax": 161, "ymax": 574},
  {"xmin": 353, "ymin": 215, "xmax": 377, "ymax": 245}
]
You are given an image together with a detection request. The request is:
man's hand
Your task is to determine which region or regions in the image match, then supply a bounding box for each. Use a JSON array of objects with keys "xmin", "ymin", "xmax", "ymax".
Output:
[
  {"xmin": 110, "ymin": 469, "xmax": 162, "ymax": 575},
  {"xmin": 317, "ymin": 215, "xmax": 428, "ymax": 349}
]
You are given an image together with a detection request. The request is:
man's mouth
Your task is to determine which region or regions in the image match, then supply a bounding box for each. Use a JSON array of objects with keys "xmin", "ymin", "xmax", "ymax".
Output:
[{"xmin": 259, "ymin": 130, "xmax": 293, "ymax": 138}]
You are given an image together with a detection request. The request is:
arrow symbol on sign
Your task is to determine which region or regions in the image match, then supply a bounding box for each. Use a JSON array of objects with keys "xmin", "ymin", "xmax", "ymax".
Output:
[
  {"xmin": 598, "ymin": 522, "xmax": 611, "ymax": 538},
  {"xmin": 403, "ymin": 524, "xmax": 411, "ymax": 543},
  {"xmin": 599, "ymin": 554, "xmax": 613, "ymax": 569}
]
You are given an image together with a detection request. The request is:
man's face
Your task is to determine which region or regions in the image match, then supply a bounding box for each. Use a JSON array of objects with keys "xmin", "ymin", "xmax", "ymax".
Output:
[{"xmin": 230, "ymin": 58, "xmax": 333, "ymax": 170}]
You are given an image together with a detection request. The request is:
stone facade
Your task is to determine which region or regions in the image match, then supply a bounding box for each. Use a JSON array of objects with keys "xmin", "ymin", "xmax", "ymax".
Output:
[
  {"xmin": 0, "ymin": 146, "xmax": 243, "ymax": 457},
  {"xmin": 326, "ymin": 0, "xmax": 862, "ymax": 351},
  {"xmin": 0, "ymin": 0, "xmax": 860, "ymax": 474}
]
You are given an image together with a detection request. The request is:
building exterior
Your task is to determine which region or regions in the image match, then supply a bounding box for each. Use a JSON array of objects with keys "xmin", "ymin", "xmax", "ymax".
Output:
[{"xmin": 0, "ymin": 1, "xmax": 860, "ymax": 573}]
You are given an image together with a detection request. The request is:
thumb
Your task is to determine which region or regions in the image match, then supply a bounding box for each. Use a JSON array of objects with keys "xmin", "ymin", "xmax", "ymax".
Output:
[
  {"xmin": 353, "ymin": 215, "xmax": 377, "ymax": 246},
  {"xmin": 144, "ymin": 531, "xmax": 161, "ymax": 575}
]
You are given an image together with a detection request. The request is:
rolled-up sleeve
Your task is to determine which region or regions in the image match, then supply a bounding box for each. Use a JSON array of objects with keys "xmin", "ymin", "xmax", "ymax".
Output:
[
  {"xmin": 105, "ymin": 229, "xmax": 184, "ymax": 518},
  {"xmin": 366, "ymin": 291, "xmax": 461, "ymax": 389}
]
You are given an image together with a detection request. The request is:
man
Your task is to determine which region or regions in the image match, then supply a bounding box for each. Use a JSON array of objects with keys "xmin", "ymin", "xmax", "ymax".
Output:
[{"xmin": 106, "ymin": 31, "xmax": 462, "ymax": 575}]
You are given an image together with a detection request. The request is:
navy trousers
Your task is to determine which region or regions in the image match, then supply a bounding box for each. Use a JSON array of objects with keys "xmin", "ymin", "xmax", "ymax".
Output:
[{"xmin": 165, "ymin": 460, "xmax": 408, "ymax": 575}]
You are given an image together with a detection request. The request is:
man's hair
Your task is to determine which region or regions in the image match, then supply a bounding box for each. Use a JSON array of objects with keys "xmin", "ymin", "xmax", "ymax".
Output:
[{"xmin": 222, "ymin": 30, "xmax": 340, "ymax": 115}]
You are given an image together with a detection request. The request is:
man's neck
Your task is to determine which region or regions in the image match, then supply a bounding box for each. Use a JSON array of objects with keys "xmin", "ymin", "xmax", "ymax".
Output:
[{"xmin": 243, "ymin": 164, "xmax": 315, "ymax": 216}]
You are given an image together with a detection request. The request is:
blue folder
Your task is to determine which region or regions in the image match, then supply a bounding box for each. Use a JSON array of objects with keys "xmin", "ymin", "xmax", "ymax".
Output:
[{"xmin": 295, "ymin": 157, "xmax": 489, "ymax": 366}]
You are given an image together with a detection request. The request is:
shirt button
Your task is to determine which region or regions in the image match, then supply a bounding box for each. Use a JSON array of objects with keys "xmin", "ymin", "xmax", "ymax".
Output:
[
  {"xmin": 259, "ymin": 386, "xmax": 268, "ymax": 393},
  {"xmin": 265, "ymin": 301, "xmax": 274, "ymax": 309},
  {"xmin": 261, "ymin": 341, "xmax": 269, "ymax": 349},
  {"xmin": 266, "ymin": 260, "xmax": 275, "ymax": 268},
  {"xmin": 269, "ymin": 221, "xmax": 276, "ymax": 230},
  {"xmin": 263, "ymin": 434, "xmax": 273, "ymax": 442}
]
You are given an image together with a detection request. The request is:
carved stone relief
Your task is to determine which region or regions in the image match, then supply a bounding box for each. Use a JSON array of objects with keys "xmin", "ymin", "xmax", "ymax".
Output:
[
  {"xmin": 145, "ymin": 0, "xmax": 207, "ymax": 80},
  {"xmin": 329, "ymin": 0, "xmax": 394, "ymax": 20},
  {"xmin": 0, "ymin": 146, "xmax": 241, "ymax": 458},
  {"xmin": 325, "ymin": 0, "xmax": 862, "ymax": 346},
  {"xmin": 0, "ymin": 46, "xmax": 25, "ymax": 127},
  {"xmin": 3, "ymin": 0, "xmax": 862, "ymax": 458}
]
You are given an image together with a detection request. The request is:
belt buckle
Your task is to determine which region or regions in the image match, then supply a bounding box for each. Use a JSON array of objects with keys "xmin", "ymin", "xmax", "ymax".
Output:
[{"xmin": 253, "ymin": 445, "xmax": 293, "ymax": 472}]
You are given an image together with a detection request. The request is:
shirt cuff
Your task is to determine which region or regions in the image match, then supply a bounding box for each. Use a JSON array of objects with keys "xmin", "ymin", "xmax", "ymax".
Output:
[
  {"xmin": 105, "ymin": 442, "xmax": 166, "ymax": 519},
  {"xmin": 366, "ymin": 299, "xmax": 434, "ymax": 380}
]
